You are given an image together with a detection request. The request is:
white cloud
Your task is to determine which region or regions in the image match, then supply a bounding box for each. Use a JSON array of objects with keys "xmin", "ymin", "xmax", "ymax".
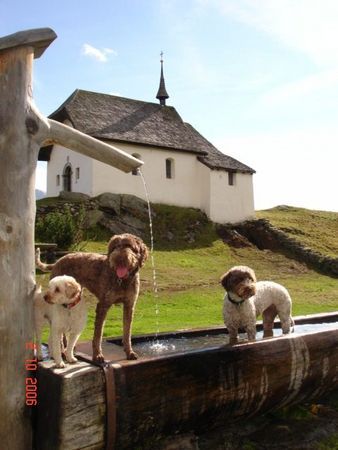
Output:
[
  {"xmin": 82, "ymin": 43, "xmax": 117, "ymax": 63},
  {"xmin": 208, "ymin": 0, "xmax": 338, "ymax": 67}
]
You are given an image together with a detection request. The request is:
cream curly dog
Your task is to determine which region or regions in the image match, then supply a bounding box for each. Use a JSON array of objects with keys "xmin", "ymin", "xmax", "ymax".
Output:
[
  {"xmin": 34, "ymin": 275, "xmax": 87, "ymax": 368},
  {"xmin": 221, "ymin": 265, "xmax": 293, "ymax": 344}
]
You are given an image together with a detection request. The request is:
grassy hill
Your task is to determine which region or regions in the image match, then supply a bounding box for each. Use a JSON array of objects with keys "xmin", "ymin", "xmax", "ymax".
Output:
[
  {"xmin": 36, "ymin": 204, "xmax": 338, "ymax": 341},
  {"xmin": 257, "ymin": 205, "xmax": 338, "ymax": 258}
]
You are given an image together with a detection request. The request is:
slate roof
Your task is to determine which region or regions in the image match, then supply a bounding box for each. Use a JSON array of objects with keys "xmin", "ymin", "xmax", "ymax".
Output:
[{"xmin": 39, "ymin": 89, "xmax": 255, "ymax": 173}]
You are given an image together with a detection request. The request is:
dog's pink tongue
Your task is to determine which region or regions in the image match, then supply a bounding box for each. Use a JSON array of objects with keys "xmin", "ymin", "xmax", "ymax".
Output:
[{"xmin": 116, "ymin": 266, "xmax": 129, "ymax": 279}]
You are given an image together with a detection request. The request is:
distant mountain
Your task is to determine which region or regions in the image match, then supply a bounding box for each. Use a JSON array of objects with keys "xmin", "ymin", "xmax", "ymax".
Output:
[{"xmin": 35, "ymin": 190, "xmax": 46, "ymax": 200}]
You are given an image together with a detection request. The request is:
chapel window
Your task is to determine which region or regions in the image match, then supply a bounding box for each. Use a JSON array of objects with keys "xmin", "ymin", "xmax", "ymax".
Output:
[{"xmin": 166, "ymin": 158, "xmax": 174, "ymax": 179}]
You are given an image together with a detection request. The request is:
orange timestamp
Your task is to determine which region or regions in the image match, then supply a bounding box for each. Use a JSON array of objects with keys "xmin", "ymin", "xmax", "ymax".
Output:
[{"xmin": 25, "ymin": 342, "xmax": 38, "ymax": 406}]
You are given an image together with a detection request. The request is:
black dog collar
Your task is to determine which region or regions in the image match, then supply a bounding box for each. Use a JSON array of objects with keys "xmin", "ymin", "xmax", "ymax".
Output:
[{"xmin": 227, "ymin": 293, "xmax": 245, "ymax": 306}]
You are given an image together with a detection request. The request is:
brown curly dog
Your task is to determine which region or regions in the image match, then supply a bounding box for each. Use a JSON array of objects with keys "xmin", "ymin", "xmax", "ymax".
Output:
[{"xmin": 36, "ymin": 233, "xmax": 148, "ymax": 362}]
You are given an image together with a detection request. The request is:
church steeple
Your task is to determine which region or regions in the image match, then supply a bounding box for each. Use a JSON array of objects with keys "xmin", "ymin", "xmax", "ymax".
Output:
[{"xmin": 156, "ymin": 52, "xmax": 169, "ymax": 106}]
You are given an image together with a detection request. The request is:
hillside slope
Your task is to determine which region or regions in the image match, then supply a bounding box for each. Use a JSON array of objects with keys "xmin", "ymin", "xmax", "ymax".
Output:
[{"xmin": 257, "ymin": 205, "xmax": 338, "ymax": 258}]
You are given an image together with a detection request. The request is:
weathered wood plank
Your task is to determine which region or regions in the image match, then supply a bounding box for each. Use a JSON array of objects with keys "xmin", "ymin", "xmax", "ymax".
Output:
[
  {"xmin": 35, "ymin": 322, "xmax": 338, "ymax": 450},
  {"xmin": 112, "ymin": 330, "xmax": 338, "ymax": 448},
  {"xmin": 35, "ymin": 361, "xmax": 106, "ymax": 450},
  {"xmin": 0, "ymin": 28, "xmax": 56, "ymax": 58},
  {"xmin": 0, "ymin": 43, "xmax": 38, "ymax": 449}
]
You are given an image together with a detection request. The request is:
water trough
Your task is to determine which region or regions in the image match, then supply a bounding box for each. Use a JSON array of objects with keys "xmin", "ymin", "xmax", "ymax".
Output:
[{"xmin": 35, "ymin": 312, "xmax": 338, "ymax": 449}]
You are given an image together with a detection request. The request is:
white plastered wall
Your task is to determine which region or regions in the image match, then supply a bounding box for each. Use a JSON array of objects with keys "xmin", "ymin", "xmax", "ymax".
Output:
[
  {"xmin": 91, "ymin": 142, "xmax": 209, "ymax": 210},
  {"xmin": 45, "ymin": 139, "xmax": 255, "ymax": 224},
  {"xmin": 208, "ymin": 170, "xmax": 255, "ymax": 223}
]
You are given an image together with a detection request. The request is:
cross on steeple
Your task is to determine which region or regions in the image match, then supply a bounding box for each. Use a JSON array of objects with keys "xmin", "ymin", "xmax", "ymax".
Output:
[{"xmin": 156, "ymin": 51, "xmax": 169, "ymax": 106}]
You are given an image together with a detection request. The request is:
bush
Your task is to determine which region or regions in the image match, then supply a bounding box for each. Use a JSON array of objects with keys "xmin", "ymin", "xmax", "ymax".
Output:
[{"xmin": 35, "ymin": 208, "xmax": 76, "ymax": 250}]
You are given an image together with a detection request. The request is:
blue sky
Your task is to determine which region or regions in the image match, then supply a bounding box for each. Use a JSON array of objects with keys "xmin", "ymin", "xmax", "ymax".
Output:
[{"xmin": 2, "ymin": 0, "xmax": 338, "ymax": 212}]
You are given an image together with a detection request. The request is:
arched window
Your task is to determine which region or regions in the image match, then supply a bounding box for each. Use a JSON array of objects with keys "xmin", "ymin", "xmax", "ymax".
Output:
[
  {"xmin": 131, "ymin": 154, "xmax": 142, "ymax": 175},
  {"xmin": 62, "ymin": 163, "xmax": 72, "ymax": 192},
  {"xmin": 166, "ymin": 158, "xmax": 174, "ymax": 179}
]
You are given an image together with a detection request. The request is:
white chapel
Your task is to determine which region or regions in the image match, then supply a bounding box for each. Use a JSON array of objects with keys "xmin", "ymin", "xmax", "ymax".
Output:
[{"xmin": 39, "ymin": 61, "xmax": 255, "ymax": 224}]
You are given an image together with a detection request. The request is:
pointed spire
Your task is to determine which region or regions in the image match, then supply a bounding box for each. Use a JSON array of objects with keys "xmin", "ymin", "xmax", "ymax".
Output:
[{"xmin": 156, "ymin": 51, "xmax": 169, "ymax": 106}]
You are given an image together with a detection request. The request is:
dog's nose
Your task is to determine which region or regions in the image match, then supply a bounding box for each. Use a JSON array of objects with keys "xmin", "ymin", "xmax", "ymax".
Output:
[{"xmin": 246, "ymin": 286, "xmax": 256, "ymax": 296}]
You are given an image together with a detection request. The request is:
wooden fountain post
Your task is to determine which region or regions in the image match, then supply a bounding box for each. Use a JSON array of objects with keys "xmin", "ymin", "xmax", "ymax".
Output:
[{"xmin": 0, "ymin": 28, "xmax": 142, "ymax": 449}]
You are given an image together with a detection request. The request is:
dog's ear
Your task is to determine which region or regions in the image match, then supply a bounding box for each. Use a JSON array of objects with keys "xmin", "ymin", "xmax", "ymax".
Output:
[
  {"xmin": 220, "ymin": 270, "xmax": 232, "ymax": 291},
  {"xmin": 135, "ymin": 237, "xmax": 149, "ymax": 267},
  {"xmin": 107, "ymin": 235, "xmax": 118, "ymax": 255},
  {"xmin": 65, "ymin": 280, "xmax": 81, "ymax": 299}
]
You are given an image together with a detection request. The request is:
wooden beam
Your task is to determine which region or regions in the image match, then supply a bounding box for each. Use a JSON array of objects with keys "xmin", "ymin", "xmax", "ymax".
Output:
[{"xmin": 45, "ymin": 119, "xmax": 143, "ymax": 173}]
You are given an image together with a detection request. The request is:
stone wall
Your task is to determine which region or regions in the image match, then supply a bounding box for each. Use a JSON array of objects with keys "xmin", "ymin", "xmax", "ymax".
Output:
[{"xmin": 36, "ymin": 192, "xmax": 149, "ymax": 239}]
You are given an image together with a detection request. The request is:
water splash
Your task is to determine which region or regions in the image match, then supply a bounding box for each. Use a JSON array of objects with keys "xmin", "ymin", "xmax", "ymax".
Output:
[
  {"xmin": 132, "ymin": 321, "xmax": 338, "ymax": 357},
  {"xmin": 138, "ymin": 169, "xmax": 160, "ymax": 335},
  {"xmin": 148, "ymin": 340, "xmax": 176, "ymax": 354}
]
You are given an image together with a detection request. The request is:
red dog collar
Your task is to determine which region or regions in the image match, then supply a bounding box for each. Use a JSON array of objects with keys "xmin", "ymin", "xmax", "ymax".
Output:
[{"xmin": 62, "ymin": 291, "xmax": 82, "ymax": 309}]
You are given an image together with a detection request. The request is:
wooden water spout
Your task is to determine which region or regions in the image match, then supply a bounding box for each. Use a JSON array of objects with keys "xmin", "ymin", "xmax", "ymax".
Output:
[{"xmin": 0, "ymin": 28, "xmax": 142, "ymax": 449}]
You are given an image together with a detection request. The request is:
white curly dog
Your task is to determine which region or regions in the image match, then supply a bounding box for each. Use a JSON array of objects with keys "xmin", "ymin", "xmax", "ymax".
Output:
[
  {"xmin": 221, "ymin": 265, "xmax": 294, "ymax": 344},
  {"xmin": 34, "ymin": 275, "xmax": 87, "ymax": 368}
]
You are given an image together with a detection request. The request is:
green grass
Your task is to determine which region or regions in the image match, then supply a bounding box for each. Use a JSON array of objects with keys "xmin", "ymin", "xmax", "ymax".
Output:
[
  {"xmin": 37, "ymin": 228, "xmax": 338, "ymax": 342},
  {"xmin": 318, "ymin": 435, "xmax": 338, "ymax": 450},
  {"xmin": 37, "ymin": 196, "xmax": 85, "ymax": 206},
  {"xmin": 151, "ymin": 203, "xmax": 215, "ymax": 249},
  {"xmin": 257, "ymin": 205, "xmax": 338, "ymax": 258}
]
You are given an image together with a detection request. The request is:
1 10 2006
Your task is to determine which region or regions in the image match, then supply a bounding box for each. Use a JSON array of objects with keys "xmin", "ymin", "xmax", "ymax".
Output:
[{"xmin": 25, "ymin": 343, "xmax": 38, "ymax": 406}]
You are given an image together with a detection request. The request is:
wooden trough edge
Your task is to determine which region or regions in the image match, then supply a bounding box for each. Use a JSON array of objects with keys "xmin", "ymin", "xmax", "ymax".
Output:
[
  {"xmin": 105, "ymin": 310, "xmax": 338, "ymax": 346},
  {"xmin": 34, "ymin": 312, "xmax": 338, "ymax": 450}
]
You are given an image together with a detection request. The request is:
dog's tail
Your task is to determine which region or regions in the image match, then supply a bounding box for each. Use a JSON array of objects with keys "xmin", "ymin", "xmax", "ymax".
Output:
[{"xmin": 35, "ymin": 247, "xmax": 54, "ymax": 272}]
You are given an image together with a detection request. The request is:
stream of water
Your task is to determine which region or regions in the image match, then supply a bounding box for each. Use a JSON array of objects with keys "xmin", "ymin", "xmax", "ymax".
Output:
[{"xmin": 138, "ymin": 169, "xmax": 160, "ymax": 335}]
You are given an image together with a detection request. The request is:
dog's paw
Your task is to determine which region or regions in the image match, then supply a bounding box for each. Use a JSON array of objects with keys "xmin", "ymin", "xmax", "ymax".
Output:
[
  {"xmin": 93, "ymin": 352, "xmax": 105, "ymax": 363},
  {"xmin": 127, "ymin": 351, "xmax": 138, "ymax": 360},
  {"xmin": 55, "ymin": 361, "xmax": 66, "ymax": 369},
  {"xmin": 66, "ymin": 355, "xmax": 78, "ymax": 364}
]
